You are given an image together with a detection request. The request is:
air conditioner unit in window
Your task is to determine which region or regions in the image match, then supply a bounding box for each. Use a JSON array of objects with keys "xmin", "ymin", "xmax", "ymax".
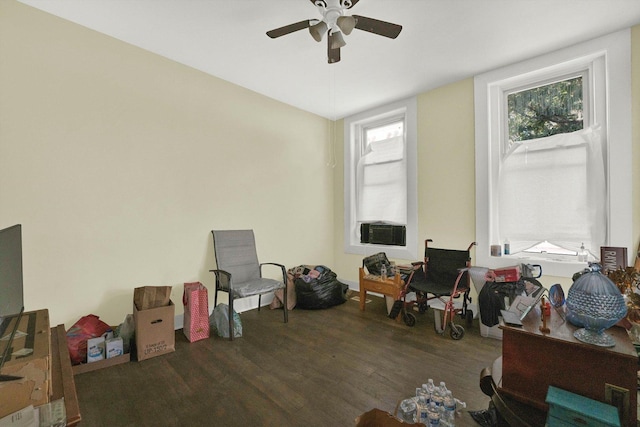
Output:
[{"xmin": 360, "ymin": 223, "xmax": 406, "ymax": 246}]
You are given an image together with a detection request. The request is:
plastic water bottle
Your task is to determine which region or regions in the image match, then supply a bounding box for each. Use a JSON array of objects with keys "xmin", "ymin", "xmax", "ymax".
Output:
[
  {"xmin": 431, "ymin": 381, "xmax": 447, "ymax": 406},
  {"xmin": 442, "ymin": 390, "xmax": 456, "ymax": 426},
  {"xmin": 416, "ymin": 396, "xmax": 429, "ymax": 424},
  {"xmin": 425, "ymin": 378, "xmax": 436, "ymax": 396},
  {"xmin": 399, "ymin": 398, "xmax": 417, "ymax": 423},
  {"xmin": 439, "ymin": 381, "xmax": 448, "ymax": 395},
  {"xmin": 418, "ymin": 384, "xmax": 431, "ymax": 403},
  {"xmin": 380, "ymin": 263, "xmax": 387, "ymax": 280},
  {"xmin": 578, "ymin": 242, "xmax": 588, "ymax": 262},
  {"xmin": 427, "ymin": 401, "xmax": 441, "ymax": 426},
  {"xmin": 431, "ymin": 387, "xmax": 444, "ymax": 407}
]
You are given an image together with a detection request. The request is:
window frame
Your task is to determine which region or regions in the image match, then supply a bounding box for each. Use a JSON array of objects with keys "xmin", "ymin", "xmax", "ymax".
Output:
[
  {"xmin": 474, "ymin": 29, "xmax": 632, "ymax": 277},
  {"xmin": 344, "ymin": 97, "xmax": 418, "ymax": 260}
]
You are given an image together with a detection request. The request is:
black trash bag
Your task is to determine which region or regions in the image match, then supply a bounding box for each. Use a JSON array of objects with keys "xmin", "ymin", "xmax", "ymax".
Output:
[{"xmin": 293, "ymin": 265, "xmax": 347, "ymax": 310}]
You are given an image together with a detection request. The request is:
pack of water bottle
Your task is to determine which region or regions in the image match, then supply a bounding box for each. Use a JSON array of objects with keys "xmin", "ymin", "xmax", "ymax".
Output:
[{"xmin": 397, "ymin": 379, "xmax": 466, "ymax": 426}]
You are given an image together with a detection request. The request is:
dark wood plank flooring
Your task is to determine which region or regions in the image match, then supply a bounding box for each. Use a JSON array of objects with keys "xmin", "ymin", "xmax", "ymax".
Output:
[{"xmin": 74, "ymin": 293, "xmax": 502, "ymax": 426}]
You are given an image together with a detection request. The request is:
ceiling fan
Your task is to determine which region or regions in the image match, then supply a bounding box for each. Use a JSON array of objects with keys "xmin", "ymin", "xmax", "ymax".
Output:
[{"xmin": 266, "ymin": 0, "xmax": 402, "ymax": 64}]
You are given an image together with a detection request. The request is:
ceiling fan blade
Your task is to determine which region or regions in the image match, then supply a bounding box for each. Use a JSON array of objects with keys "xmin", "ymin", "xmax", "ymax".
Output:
[
  {"xmin": 353, "ymin": 15, "xmax": 402, "ymax": 39},
  {"xmin": 327, "ymin": 34, "xmax": 341, "ymax": 64},
  {"xmin": 342, "ymin": 0, "xmax": 360, "ymax": 9},
  {"xmin": 266, "ymin": 20, "xmax": 312, "ymax": 39},
  {"xmin": 310, "ymin": 0, "xmax": 327, "ymax": 7}
]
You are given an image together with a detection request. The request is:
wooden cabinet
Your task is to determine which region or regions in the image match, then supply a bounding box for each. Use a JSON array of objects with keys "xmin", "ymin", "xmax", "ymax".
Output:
[{"xmin": 499, "ymin": 308, "xmax": 637, "ymax": 426}]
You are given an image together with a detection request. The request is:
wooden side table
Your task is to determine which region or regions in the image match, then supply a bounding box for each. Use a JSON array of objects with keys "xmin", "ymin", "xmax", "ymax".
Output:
[{"xmin": 359, "ymin": 267, "xmax": 404, "ymax": 320}]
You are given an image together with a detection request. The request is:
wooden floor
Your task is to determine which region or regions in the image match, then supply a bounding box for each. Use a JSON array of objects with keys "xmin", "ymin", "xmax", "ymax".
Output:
[{"xmin": 74, "ymin": 293, "xmax": 502, "ymax": 426}]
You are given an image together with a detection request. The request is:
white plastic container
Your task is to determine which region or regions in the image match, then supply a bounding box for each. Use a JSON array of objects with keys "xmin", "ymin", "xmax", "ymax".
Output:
[{"xmin": 479, "ymin": 313, "xmax": 503, "ymax": 340}]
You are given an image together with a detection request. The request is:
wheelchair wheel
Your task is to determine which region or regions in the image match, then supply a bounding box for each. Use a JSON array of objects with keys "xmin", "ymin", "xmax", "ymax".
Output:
[
  {"xmin": 403, "ymin": 312, "xmax": 416, "ymax": 327},
  {"xmin": 449, "ymin": 324, "xmax": 465, "ymax": 340}
]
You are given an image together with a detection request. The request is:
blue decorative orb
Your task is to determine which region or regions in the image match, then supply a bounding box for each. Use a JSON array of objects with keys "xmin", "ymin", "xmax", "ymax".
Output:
[{"xmin": 566, "ymin": 263, "xmax": 627, "ymax": 347}]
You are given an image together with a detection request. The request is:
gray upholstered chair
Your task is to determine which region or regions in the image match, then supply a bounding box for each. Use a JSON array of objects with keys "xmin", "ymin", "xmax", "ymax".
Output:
[{"xmin": 210, "ymin": 230, "xmax": 288, "ymax": 340}]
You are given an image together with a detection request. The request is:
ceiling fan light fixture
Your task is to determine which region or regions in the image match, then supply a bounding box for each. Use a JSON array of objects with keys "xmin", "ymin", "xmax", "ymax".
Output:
[
  {"xmin": 268, "ymin": 0, "xmax": 402, "ymax": 63},
  {"xmin": 309, "ymin": 20, "xmax": 328, "ymax": 42},
  {"xmin": 336, "ymin": 16, "xmax": 356, "ymax": 35},
  {"xmin": 330, "ymin": 30, "xmax": 346, "ymax": 49}
]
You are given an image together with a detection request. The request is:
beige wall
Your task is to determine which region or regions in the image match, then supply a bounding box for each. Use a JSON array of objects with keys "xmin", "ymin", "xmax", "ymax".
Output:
[{"xmin": 0, "ymin": 1, "xmax": 335, "ymax": 327}]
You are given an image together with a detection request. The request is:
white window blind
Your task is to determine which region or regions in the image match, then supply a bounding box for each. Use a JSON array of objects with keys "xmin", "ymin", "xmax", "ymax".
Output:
[
  {"xmin": 356, "ymin": 135, "xmax": 407, "ymax": 224},
  {"xmin": 498, "ymin": 126, "xmax": 606, "ymax": 255}
]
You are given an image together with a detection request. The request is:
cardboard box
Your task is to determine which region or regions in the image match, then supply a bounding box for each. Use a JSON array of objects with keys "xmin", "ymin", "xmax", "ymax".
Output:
[
  {"xmin": 86, "ymin": 336, "xmax": 105, "ymax": 363},
  {"xmin": 0, "ymin": 404, "xmax": 37, "ymax": 427},
  {"xmin": 0, "ymin": 310, "xmax": 51, "ymax": 419},
  {"xmin": 106, "ymin": 337, "xmax": 123, "ymax": 359},
  {"xmin": 72, "ymin": 352, "xmax": 130, "ymax": 375},
  {"xmin": 134, "ymin": 300, "xmax": 175, "ymax": 361}
]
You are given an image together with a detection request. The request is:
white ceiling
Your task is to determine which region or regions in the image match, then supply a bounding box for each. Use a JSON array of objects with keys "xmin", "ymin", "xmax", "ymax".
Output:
[{"xmin": 17, "ymin": 0, "xmax": 640, "ymax": 119}]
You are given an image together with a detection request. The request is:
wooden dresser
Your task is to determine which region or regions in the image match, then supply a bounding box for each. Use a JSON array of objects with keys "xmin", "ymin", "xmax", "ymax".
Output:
[{"xmin": 497, "ymin": 307, "xmax": 637, "ymax": 426}]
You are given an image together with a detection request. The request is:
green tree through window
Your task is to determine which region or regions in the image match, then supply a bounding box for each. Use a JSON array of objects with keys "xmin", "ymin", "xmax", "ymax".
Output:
[{"xmin": 508, "ymin": 77, "xmax": 583, "ymax": 143}]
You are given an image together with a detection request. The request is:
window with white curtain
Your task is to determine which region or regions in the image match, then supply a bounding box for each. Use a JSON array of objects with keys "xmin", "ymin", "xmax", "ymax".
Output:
[
  {"xmin": 475, "ymin": 29, "xmax": 632, "ymax": 277},
  {"xmin": 344, "ymin": 98, "xmax": 417, "ymax": 259},
  {"xmin": 357, "ymin": 121, "xmax": 406, "ymax": 225},
  {"xmin": 499, "ymin": 125, "xmax": 606, "ymax": 257}
]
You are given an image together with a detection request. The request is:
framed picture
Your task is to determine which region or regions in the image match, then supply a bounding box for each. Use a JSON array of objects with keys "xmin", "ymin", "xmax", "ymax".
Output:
[{"xmin": 600, "ymin": 246, "xmax": 627, "ymax": 272}]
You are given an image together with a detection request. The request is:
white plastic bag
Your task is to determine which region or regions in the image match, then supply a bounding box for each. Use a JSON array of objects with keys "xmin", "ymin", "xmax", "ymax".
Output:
[
  {"xmin": 210, "ymin": 303, "xmax": 242, "ymax": 338},
  {"xmin": 116, "ymin": 314, "xmax": 135, "ymax": 354}
]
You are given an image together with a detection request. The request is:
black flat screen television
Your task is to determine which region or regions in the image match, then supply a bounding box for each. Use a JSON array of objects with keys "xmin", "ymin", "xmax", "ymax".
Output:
[{"xmin": 0, "ymin": 224, "xmax": 25, "ymax": 381}]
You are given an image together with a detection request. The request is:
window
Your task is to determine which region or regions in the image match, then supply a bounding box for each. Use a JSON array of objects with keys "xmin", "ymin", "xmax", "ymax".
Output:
[
  {"xmin": 357, "ymin": 120, "xmax": 406, "ymax": 225},
  {"xmin": 344, "ymin": 98, "xmax": 417, "ymax": 259},
  {"xmin": 507, "ymin": 75, "xmax": 584, "ymax": 144},
  {"xmin": 475, "ymin": 29, "xmax": 632, "ymax": 277}
]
